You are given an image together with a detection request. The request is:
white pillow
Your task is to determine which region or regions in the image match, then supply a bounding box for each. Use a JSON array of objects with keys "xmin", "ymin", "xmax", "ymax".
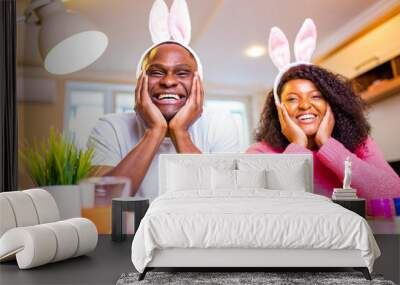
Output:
[
  {"xmin": 266, "ymin": 165, "xmax": 306, "ymax": 191},
  {"xmin": 166, "ymin": 162, "xmax": 211, "ymax": 192},
  {"xmin": 211, "ymin": 168, "xmax": 236, "ymax": 190},
  {"xmin": 236, "ymin": 169, "xmax": 267, "ymax": 189}
]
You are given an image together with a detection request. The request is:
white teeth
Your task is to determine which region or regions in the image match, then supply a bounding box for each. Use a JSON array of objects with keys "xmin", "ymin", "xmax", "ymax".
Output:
[
  {"xmin": 158, "ymin": 94, "xmax": 179, "ymax": 100},
  {"xmin": 298, "ymin": 114, "xmax": 316, "ymax": 121}
]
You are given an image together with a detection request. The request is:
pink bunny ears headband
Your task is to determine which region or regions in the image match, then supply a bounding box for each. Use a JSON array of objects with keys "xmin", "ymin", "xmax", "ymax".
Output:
[
  {"xmin": 136, "ymin": 0, "xmax": 203, "ymax": 79},
  {"xmin": 269, "ymin": 18, "xmax": 317, "ymax": 103}
]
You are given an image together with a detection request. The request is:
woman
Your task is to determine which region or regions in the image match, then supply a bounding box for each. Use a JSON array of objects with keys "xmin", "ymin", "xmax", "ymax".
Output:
[{"xmin": 247, "ymin": 64, "xmax": 400, "ymax": 214}]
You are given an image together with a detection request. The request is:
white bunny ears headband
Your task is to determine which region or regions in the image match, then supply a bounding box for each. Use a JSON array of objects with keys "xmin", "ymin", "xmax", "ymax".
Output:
[
  {"xmin": 136, "ymin": 0, "xmax": 203, "ymax": 79},
  {"xmin": 269, "ymin": 18, "xmax": 317, "ymax": 103}
]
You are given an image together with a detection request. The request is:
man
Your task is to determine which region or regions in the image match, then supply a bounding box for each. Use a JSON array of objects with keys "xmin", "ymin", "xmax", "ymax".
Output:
[
  {"xmin": 87, "ymin": 42, "xmax": 240, "ymax": 199},
  {"xmin": 88, "ymin": 0, "xmax": 240, "ymax": 199}
]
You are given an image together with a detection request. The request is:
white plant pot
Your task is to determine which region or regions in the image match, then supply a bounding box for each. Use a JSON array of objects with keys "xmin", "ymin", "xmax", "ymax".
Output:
[{"xmin": 43, "ymin": 185, "xmax": 81, "ymax": 219}]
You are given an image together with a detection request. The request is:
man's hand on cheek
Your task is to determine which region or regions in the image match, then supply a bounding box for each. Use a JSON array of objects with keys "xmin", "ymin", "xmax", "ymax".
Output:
[
  {"xmin": 169, "ymin": 72, "xmax": 204, "ymax": 133},
  {"xmin": 134, "ymin": 73, "xmax": 168, "ymax": 135}
]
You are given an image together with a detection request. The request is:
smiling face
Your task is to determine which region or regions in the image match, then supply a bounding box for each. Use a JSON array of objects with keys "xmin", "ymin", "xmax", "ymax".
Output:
[
  {"xmin": 280, "ymin": 79, "xmax": 328, "ymax": 136},
  {"xmin": 142, "ymin": 43, "xmax": 197, "ymax": 121}
]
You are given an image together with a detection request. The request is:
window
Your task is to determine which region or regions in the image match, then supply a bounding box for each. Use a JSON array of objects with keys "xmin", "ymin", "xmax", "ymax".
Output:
[
  {"xmin": 66, "ymin": 90, "xmax": 105, "ymax": 148},
  {"xmin": 205, "ymin": 99, "xmax": 250, "ymax": 149},
  {"xmin": 65, "ymin": 82, "xmax": 134, "ymax": 148},
  {"xmin": 115, "ymin": 92, "xmax": 135, "ymax": 113}
]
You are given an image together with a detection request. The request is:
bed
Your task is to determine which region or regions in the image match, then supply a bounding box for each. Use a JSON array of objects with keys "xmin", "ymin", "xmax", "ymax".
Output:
[{"xmin": 131, "ymin": 154, "xmax": 380, "ymax": 280}]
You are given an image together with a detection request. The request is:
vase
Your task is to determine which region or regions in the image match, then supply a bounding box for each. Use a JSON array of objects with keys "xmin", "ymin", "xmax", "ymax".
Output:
[
  {"xmin": 43, "ymin": 185, "xmax": 81, "ymax": 219},
  {"xmin": 78, "ymin": 176, "xmax": 131, "ymax": 234}
]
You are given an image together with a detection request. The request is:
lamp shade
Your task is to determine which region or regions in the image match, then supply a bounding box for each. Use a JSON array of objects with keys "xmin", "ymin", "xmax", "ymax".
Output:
[{"xmin": 36, "ymin": 1, "xmax": 108, "ymax": 75}]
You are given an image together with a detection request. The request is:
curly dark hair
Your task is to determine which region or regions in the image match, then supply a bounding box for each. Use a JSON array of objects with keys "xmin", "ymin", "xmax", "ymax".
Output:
[{"xmin": 255, "ymin": 64, "xmax": 370, "ymax": 152}]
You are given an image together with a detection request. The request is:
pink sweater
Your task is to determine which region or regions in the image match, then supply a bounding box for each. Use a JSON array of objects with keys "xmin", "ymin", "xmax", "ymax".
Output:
[{"xmin": 246, "ymin": 137, "xmax": 400, "ymax": 215}]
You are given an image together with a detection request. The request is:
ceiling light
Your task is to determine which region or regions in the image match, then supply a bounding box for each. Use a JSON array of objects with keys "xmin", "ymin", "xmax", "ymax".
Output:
[
  {"xmin": 245, "ymin": 45, "xmax": 266, "ymax": 58},
  {"xmin": 19, "ymin": 0, "xmax": 108, "ymax": 75}
]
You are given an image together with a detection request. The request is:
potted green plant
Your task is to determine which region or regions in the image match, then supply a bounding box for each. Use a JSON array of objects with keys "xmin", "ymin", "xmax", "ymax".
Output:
[{"xmin": 20, "ymin": 128, "xmax": 95, "ymax": 219}]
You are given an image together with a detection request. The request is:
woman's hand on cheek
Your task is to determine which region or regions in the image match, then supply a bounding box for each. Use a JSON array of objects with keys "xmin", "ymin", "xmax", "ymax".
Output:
[
  {"xmin": 315, "ymin": 104, "xmax": 335, "ymax": 148},
  {"xmin": 276, "ymin": 102, "xmax": 308, "ymax": 148}
]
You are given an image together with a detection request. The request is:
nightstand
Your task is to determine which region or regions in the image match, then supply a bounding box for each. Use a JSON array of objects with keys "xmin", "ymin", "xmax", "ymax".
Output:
[
  {"xmin": 332, "ymin": 198, "xmax": 366, "ymax": 218},
  {"xmin": 112, "ymin": 197, "xmax": 149, "ymax": 242}
]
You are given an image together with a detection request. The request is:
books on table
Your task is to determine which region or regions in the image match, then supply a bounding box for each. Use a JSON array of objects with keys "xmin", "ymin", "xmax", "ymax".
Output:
[{"xmin": 332, "ymin": 188, "xmax": 358, "ymax": 200}]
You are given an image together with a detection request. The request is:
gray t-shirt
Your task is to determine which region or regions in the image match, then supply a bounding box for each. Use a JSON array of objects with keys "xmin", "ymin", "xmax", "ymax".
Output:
[{"xmin": 87, "ymin": 111, "xmax": 240, "ymax": 199}]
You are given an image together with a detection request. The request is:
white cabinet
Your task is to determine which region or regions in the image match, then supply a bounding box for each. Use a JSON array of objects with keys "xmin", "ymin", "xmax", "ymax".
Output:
[{"xmin": 320, "ymin": 14, "xmax": 400, "ymax": 79}]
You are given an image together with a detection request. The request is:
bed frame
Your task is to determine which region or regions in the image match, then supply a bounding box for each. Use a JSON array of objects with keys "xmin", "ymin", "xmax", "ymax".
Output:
[
  {"xmin": 139, "ymin": 249, "xmax": 371, "ymax": 280},
  {"xmin": 137, "ymin": 154, "xmax": 372, "ymax": 281}
]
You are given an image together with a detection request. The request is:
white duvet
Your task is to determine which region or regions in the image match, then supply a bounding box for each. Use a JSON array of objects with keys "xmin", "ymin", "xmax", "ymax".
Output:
[{"xmin": 131, "ymin": 190, "xmax": 380, "ymax": 273}]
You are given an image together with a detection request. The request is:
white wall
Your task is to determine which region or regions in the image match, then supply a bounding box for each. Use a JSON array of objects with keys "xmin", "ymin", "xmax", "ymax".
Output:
[{"xmin": 368, "ymin": 93, "xmax": 400, "ymax": 162}]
